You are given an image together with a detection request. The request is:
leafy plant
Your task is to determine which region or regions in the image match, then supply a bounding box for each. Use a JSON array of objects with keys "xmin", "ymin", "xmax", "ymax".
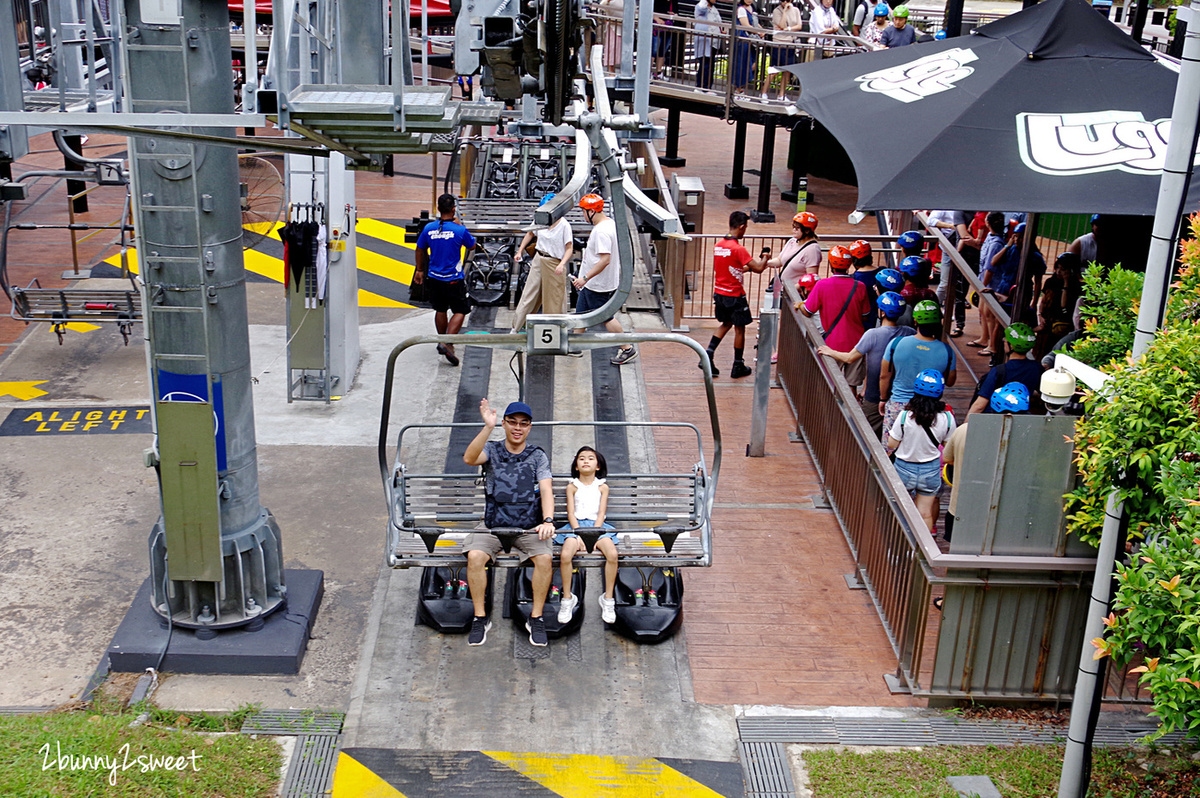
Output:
[
  {"xmin": 1074, "ymin": 217, "xmax": 1200, "ymax": 740},
  {"xmin": 1066, "ymin": 227, "xmax": 1200, "ymax": 547},
  {"xmin": 1069, "ymin": 264, "xmax": 1144, "ymax": 369}
]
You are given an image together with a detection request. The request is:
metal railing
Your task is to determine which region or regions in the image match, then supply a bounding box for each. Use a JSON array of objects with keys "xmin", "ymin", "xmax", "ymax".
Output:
[
  {"xmin": 589, "ymin": 8, "xmax": 871, "ymax": 114},
  {"xmin": 775, "ymin": 279, "xmax": 1104, "ymax": 700},
  {"xmin": 659, "ymin": 233, "xmax": 905, "ymax": 322}
]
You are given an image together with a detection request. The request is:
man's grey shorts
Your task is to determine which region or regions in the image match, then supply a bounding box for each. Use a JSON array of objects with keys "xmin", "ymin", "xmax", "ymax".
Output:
[{"xmin": 463, "ymin": 531, "xmax": 553, "ymax": 561}]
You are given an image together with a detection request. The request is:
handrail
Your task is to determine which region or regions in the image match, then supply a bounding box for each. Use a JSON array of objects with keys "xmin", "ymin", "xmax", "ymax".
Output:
[
  {"xmin": 785, "ymin": 278, "xmax": 1089, "ymax": 572},
  {"xmin": 776, "ymin": 278, "xmax": 1096, "ymax": 695},
  {"xmin": 913, "ymin": 210, "xmax": 1011, "ymax": 329},
  {"xmin": 378, "ymin": 331, "xmax": 723, "ymax": 517}
]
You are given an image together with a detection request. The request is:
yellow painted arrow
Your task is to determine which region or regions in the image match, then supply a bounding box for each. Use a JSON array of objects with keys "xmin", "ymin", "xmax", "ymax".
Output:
[{"xmin": 0, "ymin": 381, "xmax": 49, "ymax": 401}]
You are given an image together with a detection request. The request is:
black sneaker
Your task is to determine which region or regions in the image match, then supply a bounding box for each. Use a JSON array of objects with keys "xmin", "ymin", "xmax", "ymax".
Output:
[
  {"xmin": 698, "ymin": 352, "xmax": 719, "ymax": 377},
  {"xmin": 610, "ymin": 346, "xmax": 638, "ymax": 366},
  {"xmin": 526, "ymin": 616, "xmax": 548, "ymax": 647},
  {"xmin": 730, "ymin": 362, "xmax": 752, "ymax": 379},
  {"xmin": 468, "ymin": 616, "xmax": 491, "ymax": 646}
]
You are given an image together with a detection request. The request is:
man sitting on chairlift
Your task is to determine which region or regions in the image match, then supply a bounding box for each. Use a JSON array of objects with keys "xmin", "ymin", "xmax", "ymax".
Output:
[{"xmin": 462, "ymin": 399, "xmax": 556, "ymax": 648}]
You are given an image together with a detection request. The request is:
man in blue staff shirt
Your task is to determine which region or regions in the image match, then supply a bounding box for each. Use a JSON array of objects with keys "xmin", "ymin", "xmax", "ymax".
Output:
[{"xmin": 415, "ymin": 193, "xmax": 476, "ymax": 366}]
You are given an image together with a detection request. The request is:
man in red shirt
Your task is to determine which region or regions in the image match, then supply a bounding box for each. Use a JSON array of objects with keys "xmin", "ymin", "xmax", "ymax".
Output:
[
  {"xmin": 800, "ymin": 245, "xmax": 872, "ymax": 389},
  {"xmin": 704, "ymin": 211, "xmax": 769, "ymax": 378}
]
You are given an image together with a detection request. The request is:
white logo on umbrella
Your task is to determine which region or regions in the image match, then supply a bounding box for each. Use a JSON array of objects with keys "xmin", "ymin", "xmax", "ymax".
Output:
[
  {"xmin": 856, "ymin": 48, "xmax": 978, "ymax": 103},
  {"xmin": 1017, "ymin": 111, "xmax": 1200, "ymax": 176}
]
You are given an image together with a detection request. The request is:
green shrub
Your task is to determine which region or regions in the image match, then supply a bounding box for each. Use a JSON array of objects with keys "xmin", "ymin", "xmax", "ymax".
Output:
[{"xmin": 1074, "ymin": 217, "xmax": 1200, "ymax": 740}]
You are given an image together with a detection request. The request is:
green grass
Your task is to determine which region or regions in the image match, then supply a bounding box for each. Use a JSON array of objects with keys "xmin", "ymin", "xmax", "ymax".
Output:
[
  {"xmin": 804, "ymin": 745, "xmax": 1200, "ymax": 798},
  {"xmin": 0, "ymin": 708, "xmax": 281, "ymax": 797}
]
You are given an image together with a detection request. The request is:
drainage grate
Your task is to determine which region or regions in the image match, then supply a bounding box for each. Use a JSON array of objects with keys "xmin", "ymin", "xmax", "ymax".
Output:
[
  {"xmin": 0, "ymin": 706, "xmax": 54, "ymax": 716},
  {"xmin": 739, "ymin": 741, "xmax": 796, "ymax": 798},
  {"xmin": 738, "ymin": 716, "xmax": 1196, "ymax": 748},
  {"xmin": 834, "ymin": 718, "xmax": 937, "ymax": 747},
  {"xmin": 241, "ymin": 709, "xmax": 344, "ymax": 736},
  {"xmin": 738, "ymin": 717, "xmax": 838, "ymax": 744},
  {"xmin": 281, "ymin": 733, "xmax": 342, "ymax": 798}
]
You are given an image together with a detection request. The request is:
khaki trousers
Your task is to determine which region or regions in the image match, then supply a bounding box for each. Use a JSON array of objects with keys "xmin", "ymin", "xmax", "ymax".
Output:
[{"xmin": 512, "ymin": 253, "xmax": 567, "ymax": 331}]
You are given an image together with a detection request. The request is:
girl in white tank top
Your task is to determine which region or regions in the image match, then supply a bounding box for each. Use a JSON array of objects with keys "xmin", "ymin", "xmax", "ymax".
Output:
[{"xmin": 553, "ymin": 446, "xmax": 621, "ymax": 625}]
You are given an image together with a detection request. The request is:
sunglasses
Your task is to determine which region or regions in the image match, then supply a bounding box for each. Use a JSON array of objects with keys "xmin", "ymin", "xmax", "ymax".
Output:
[{"xmin": 504, "ymin": 417, "xmax": 532, "ymax": 428}]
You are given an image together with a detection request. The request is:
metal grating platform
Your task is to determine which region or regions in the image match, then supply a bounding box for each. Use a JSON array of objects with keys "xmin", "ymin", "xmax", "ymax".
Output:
[
  {"xmin": 739, "ymin": 741, "xmax": 796, "ymax": 798},
  {"xmin": 241, "ymin": 709, "xmax": 345, "ymax": 736},
  {"xmin": 281, "ymin": 733, "xmax": 342, "ymax": 798},
  {"xmin": 737, "ymin": 715, "xmax": 1197, "ymax": 747},
  {"xmin": 457, "ymin": 198, "xmax": 601, "ymax": 235}
]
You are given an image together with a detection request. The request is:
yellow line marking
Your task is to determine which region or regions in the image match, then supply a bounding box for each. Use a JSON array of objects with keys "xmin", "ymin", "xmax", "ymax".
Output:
[
  {"xmin": 0, "ymin": 381, "xmax": 49, "ymax": 401},
  {"xmin": 243, "ymin": 248, "xmax": 286, "ymax": 283},
  {"xmin": 330, "ymin": 752, "xmax": 407, "ymax": 797},
  {"xmin": 356, "ymin": 218, "xmax": 417, "ymax": 249},
  {"xmin": 485, "ymin": 751, "xmax": 729, "ymax": 797},
  {"xmin": 62, "ymin": 322, "xmax": 101, "ymax": 332},
  {"xmin": 357, "ymin": 247, "xmax": 415, "ymax": 284},
  {"xmin": 359, "ymin": 289, "xmax": 409, "ymax": 309}
]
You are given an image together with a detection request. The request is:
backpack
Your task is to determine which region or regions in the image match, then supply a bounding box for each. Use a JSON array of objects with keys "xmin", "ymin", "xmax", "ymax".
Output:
[{"xmin": 482, "ymin": 444, "xmax": 546, "ymax": 529}]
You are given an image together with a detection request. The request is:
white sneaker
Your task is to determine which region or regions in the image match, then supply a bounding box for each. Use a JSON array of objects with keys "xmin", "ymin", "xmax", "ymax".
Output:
[
  {"xmin": 557, "ymin": 593, "xmax": 579, "ymax": 624},
  {"xmin": 598, "ymin": 595, "xmax": 616, "ymax": 624}
]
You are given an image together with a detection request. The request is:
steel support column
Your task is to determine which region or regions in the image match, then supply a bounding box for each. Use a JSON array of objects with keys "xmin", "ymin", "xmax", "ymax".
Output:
[
  {"xmin": 751, "ymin": 121, "xmax": 776, "ymax": 223},
  {"xmin": 122, "ymin": 0, "xmax": 285, "ymax": 631},
  {"xmin": 660, "ymin": 107, "xmax": 686, "ymax": 167},
  {"xmin": 724, "ymin": 119, "xmax": 749, "ymax": 200}
]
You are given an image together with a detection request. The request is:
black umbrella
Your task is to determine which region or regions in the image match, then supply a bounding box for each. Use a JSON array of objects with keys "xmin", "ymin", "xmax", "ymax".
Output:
[{"xmin": 782, "ymin": 0, "xmax": 1199, "ymax": 214}]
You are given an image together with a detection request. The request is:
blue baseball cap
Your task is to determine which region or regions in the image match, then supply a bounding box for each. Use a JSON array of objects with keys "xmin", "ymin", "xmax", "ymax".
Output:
[{"xmin": 504, "ymin": 401, "xmax": 534, "ymax": 419}]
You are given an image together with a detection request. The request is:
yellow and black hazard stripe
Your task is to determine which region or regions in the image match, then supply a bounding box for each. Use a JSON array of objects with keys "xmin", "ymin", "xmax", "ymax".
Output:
[
  {"xmin": 94, "ymin": 218, "xmax": 418, "ymax": 309},
  {"xmin": 332, "ymin": 748, "xmax": 744, "ymax": 797}
]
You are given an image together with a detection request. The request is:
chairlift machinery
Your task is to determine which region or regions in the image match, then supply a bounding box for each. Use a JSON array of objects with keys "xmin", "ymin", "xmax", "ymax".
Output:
[{"xmin": 383, "ymin": 43, "xmax": 717, "ymax": 642}]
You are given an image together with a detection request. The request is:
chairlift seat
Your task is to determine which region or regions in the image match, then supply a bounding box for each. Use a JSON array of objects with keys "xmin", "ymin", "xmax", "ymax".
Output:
[
  {"xmin": 11, "ymin": 283, "xmax": 142, "ymax": 343},
  {"xmin": 389, "ymin": 472, "xmax": 708, "ymax": 568}
]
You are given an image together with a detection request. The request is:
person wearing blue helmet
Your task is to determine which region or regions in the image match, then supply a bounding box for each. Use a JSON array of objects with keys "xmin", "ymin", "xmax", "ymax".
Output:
[
  {"xmin": 876, "ymin": 268, "xmax": 904, "ymax": 293},
  {"xmin": 898, "ymin": 255, "xmax": 923, "ymax": 278},
  {"xmin": 856, "ymin": 1, "xmax": 891, "ymax": 46},
  {"xmin": 513, "ymin": 193, "xmax": 574, "ymax": 334},
  {"xmin": 854, "ymin": 0, "xmax": 890, "ymax": 36},
  {"xmin": 897, "ymin": 229, "xmax": 925, "ymax": 258},
  {"xmin": 990, "ymin": 381, "xmax": 1031, "ymax": 413},
  {"xmin": 888, "ymin": 370, "xmax": 957, "ymax": 533},
  {"xmin": 896, "ymin": 256, "xmax": 936, "ymax": 328},
  {"xmin": 818, "ymin": 289, "xmax": 915, "ymax": 436}
]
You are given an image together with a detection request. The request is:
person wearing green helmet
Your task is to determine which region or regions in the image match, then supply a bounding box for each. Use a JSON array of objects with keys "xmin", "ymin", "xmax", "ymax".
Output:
[
  {"xmin": 881, "ymin": 5, "xmax": 917, "ymax": 48},
  {"xmin": 967, "ymin": 322, "xmax": 1045, "ymax": 415},
  {"xmin": 879, "ymin": 299, "xmax": 957, "ymax": 448}
]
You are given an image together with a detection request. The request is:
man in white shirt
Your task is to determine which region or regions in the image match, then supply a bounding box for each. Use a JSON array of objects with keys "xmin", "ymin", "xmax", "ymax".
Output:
[
  {"xmin": 512, "ymin": 193, "xmax": 573, "ymax": 332},
  {"xmin": 572, "ymin": 194, "xmax": 637, "ymax": 365}
]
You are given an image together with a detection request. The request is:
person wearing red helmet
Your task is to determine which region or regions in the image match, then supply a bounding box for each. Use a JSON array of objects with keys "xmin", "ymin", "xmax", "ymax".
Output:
[
  {"xmin": 572, "ymin": 194, "xmax": 637, "ymax": 365},
  {"xmin": 796, "ymin": 272, "xmax": 819, "ymax": 298},
  {"xmin": 848, "ymin": 239, "xmax": 880, "ymax": 330},
  {"xmin": 703, "ymin": 210, "xmax": 770, "ymax": 379},
  {"xmin": 800, "ymin": 244, "xmax": 873, "ymax": 390},
  {"xmin": 769, "ymin": 211, "xmax": 821, "ymax": 307}
]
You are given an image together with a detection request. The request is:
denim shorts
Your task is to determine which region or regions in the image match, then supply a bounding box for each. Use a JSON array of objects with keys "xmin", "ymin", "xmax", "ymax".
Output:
[
  {"xmin": 893, "ymin": 458, "xmax": 943, "ymax": 496},
  {"xmin": 554, "ymin": 518, "xmax": 617, "ymax": 546}
]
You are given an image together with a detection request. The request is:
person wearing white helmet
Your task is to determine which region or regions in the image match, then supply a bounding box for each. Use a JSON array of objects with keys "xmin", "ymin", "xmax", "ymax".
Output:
[{"xmin": 881, "ymin": 5, "xmax": 917, "ymax": 48}]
